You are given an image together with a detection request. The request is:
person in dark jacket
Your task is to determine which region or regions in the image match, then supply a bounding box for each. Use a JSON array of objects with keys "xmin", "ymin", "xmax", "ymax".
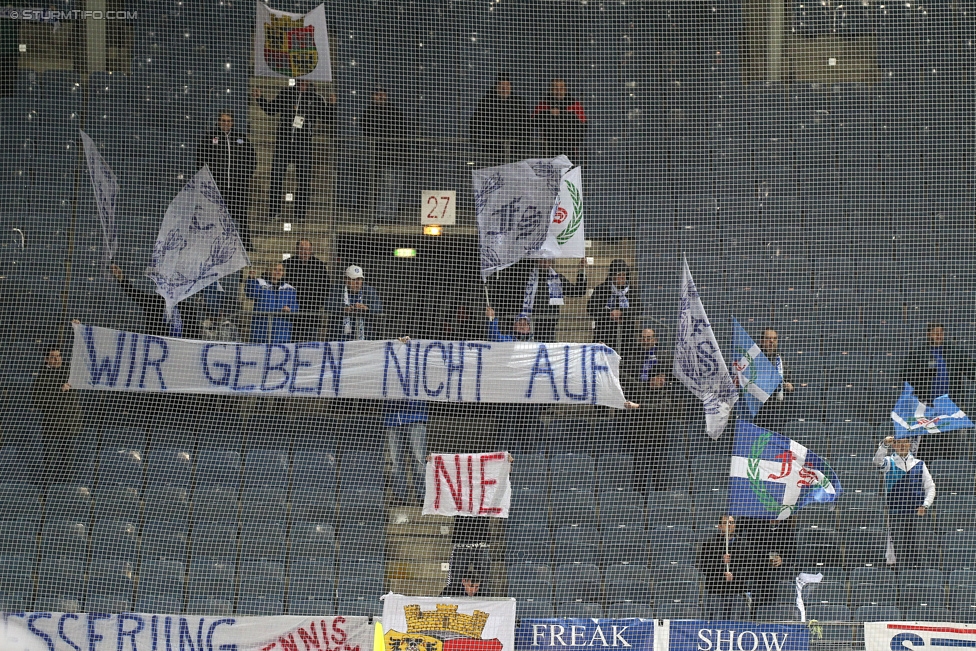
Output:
[
  {"xmin": 252, "ymin": 81, "xmax": 336, "ymax": 222},
  {"xmin": 246, "ymin": 263, "xmax": 300, "ymax": 343},
  {"xmin": 325, "ymin": 265, "xmax": 384, "ymax": 341},
  {"xmin": 110, "ymin": 264, "xmax": 201, "ymax": 339},
  {"xmin": 735, "ymin": 517, "xmax": 798, "ymax": 608},
  {"xmin": 587, "ymin": 259, "xmax": 642, "ymax": 352},
  {"xmin": 282, "ymin": 238, "xmax": 330, "ymax": 342},
  {"xmin": 752, "ymin": 328, "xmax": 795, "ymax": 433},
  {"xmin": 440, "ymin": 556, "xmax": 490, "ymax": 597},
  {"xmin": 521, "ymin": 258, "xmax": 587, "ymax": 343},
  {"xmin": 362, "ymin": 88, "xmax": 405, "ymax": 222},
  {"xmin": 30, "ymin": 346, "xmax": 80, "ymax": 485},
  {"xmin": 531, "ymin": 78, "xmax": 587, "ymax": 162},
  {"xmin": 696, "ymin": 515, "xmax": 757, "ymax": 619},
  {"xmin": 470, "ymin": 74, "xmax": 528, "ymax": 165},
  {"xmin": 900, "ymin": 322, "xmax": 973, "ymax": 457},
  {"xmin": 195, "ymin": 110, "xmax": 256, "ymax": 250},
  {"xmin": 620, "ymin": 327, "xmax": 675, "ymax": 492}
]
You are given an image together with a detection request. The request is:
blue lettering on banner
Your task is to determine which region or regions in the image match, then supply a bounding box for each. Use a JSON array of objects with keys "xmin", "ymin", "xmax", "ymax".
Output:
[
  {"xmin": 85, "ymin": 326, "xmax": 127, "ymax": 387},
  {"xmin": 202, "ymin": 343, "xmax": 231, "ymax": 386},
  {"xmin": 384, "ymin": 340, "xmax": 411, "ymax": 397},
  {"xmin": 59, "ymin": 613, "xmax": 82, "ymax": 651},
  {"xmin": 527, "ymin": 345, "xmax": 559, "ymax": 401},
  {"xmin": 445, "ymin": 342, "xmax": 465, "ymax": 400},
  {"xmin": 589, "ymin": 345, "xmax": 611, "ymax": 405},
  {"xmin": 563, "ymin": 345, "xmax": 588, "ymax": 402},
  {"xmin": 289, "ymin": 342, "xmax": 319, "ymax": 394},
  {"xmin": 233, "ymin": 344, "xmax": 258, "ymax": 391},
  {"xmin": 118, "ymin": 613, "xmax": 144, "ymax": 651},
  {"xmin": 138, "ymin": 337, "xmax": 169, "ymax": 390},
  {"xmin": 124, "ymin": 332, "xmax": 140, "ymax": 388},
  {"xmin": 88, "ymin": 612, "xmax": 112, "ymax": 651},
  {"xmin": 892, "ymin": 634, "xmax": 926, "ymax": 651},
  {"xmin": 516, "ymin": 619, "xmax": 653, "ymax": 651},
  {"xmin": 669, "ymin": 621, "xmax": 808, "ymax": 651},
  {"xmin": 261, "ymin": 344, "xmax": 292, "ymax": 391},
  {"xmin": 27, "ymin": 613, "xmax": 54, "ymax": 651},
  {"xmin": 467, "ymin": 342, "xmax": 491, "ymax": 402},
  {"xmin": 207, "ymin": 618, "xmax": 236, "ymax": 651},
  {"xmin": 320, "ymin": 342, "xmax": 344, "ymax": 397},
  {"xmin": 423, "ymin": 342, "xmax": 446, "ymax": 397}
]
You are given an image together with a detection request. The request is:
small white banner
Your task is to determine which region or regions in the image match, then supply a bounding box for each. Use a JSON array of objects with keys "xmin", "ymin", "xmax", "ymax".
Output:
[
  {"xmin": 381, "ymin": 594, "xmax": 517, "ymax": 651},
  {"xmin": 70, "ymin": 324, "xmax": 628, "ymax": 408},
  {"xmin": 254, "ymin": 2, "xmax": 333, "ymax": 81},
  {"xmin": 1, "ymin": 612, "xmax": 373, "ymax": 651},
  {"xmin": 422, "ymin": 190, "xmax": 457, "ymax": 225},
  {"xmin": 865, "ymin": 622, "xmax": 976, "ymax": 651},
  {"xmin": 423, "ymin": 452, "xmax": 512, "ymax": 517}
]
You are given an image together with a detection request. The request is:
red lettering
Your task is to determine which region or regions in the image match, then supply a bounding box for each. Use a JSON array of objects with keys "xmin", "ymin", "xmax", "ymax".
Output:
[
  {"xmin": 345, "ymin": 646, "xmax": 361, "ymax": 651},
  {"xmin": 467, "ymin": 455, "xmax": 474, "ymax": 513},
  {"xmin": 299, "ymin": 624, "xmax": 323, "ymax": 651},
  {"xmin": 280, "ymin": 634, "xmax": 301, "ymax": 651},
  {"xmin": 261, "ymin": 645, "xmax": 277, "ymax": 651},
  {"xmin": 479, "ymin": 453, "xmax": 506, "ymax": 515},
  {"xmin": 433, "ymin": 455, "xmax": 464, "ymax": 510},
  {"xmin": 331, "ymin": 617, "xmax": 348, "ymax": 646}
]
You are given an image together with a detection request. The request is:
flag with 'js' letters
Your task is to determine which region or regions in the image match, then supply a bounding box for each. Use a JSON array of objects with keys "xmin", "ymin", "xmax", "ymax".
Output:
[
  {"xmin": 891, "ymin": 382, "xmax": 974, "ymax": 438},
  {"xmin": 729, "ymin": 420, "xmax": 841, "ymax": 520},
  {"xmin": 731, "ymin": 317, "xmax": 782, "ymax": 417}
]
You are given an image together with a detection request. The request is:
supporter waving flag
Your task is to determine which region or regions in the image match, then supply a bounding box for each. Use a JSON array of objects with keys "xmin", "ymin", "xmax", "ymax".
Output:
[
  {"xmin": 80, "ymin": 129, "xmax": 119, "ymax": 265},
  {"xmin": 891, "ymin": 381, "xmax": 974, "ymax": 438},
  {"xmin": 729, "ymin": 420, "xmax": 842, "ymax": 520},
  {"xmin": 731, "ymin": 317, "xmax": 783, "ymax": 417}
]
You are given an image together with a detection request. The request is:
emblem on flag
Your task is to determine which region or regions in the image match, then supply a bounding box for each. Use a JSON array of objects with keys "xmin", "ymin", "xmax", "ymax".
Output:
[
  {"xmin": 729, "ymin": 421, "xmax": 841, "ymax": 520},
  {"xmin": 264, "ymin": 13, "xmax": 318, "ymax": 77},
  {"xmin": 891, "ymin": 381, "xmax": 974, "ymax": 438},
  {"xmin": 731, "ymin": 317, "xmax": 783, "ymax": 417}
]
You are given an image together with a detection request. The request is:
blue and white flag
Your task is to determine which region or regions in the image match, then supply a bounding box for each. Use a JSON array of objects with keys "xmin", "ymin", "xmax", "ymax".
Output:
[
  {"xmin": 474, "ymin": 156, "xmax": 572, "ymax": 280},
  {"xmin": 79, "ymin": 129, "xmax": 119, "ymax": 264},
  {"xmin": 673, "ymin": 257, "xmax": 738, "ymax": 439},
  {"xmin": 731, "ymin": 317, "xmax": 782, "ymax": 417},
  {"xmin": 146, "ymin": 165, "xmax": 250, "ymax": 319},
  {"xmin": 729, "ymin": 420, "xmax": 842, "ymax": 520},
  {"xmin": 891, "ymin": 382, "xmax": 974, "ymax": 438}
]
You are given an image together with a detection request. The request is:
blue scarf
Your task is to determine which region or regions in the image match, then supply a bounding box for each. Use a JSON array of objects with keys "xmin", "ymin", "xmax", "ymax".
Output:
[
  {"xmin": 640, "ymin": 346, "xmax": 658, "ymax": 382},
  {"xmin": 522, "ymin": 267, "xmax": 564, "ymax": 316},
  {"xmin": 607, "ymin": 283, "xmax": 629, "ymax": 310}
]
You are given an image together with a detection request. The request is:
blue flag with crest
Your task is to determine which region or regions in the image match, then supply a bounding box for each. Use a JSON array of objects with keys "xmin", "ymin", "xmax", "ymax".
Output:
[
  {"xmin": 891, "ymin": 382, "xmax": 974, "ymax": 438},
  {"xmin": 730, "ymin": 317, "xmax": 783, "ymax": 417}
]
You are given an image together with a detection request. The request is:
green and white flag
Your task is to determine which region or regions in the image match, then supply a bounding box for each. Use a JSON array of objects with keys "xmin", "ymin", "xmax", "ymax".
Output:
[{"xmin": 532, "ymin": 166, "xmax": 584, "ymax": 259}]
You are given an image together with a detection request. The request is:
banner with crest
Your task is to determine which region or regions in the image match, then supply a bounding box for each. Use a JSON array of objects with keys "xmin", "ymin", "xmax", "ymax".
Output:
[
  {"xmin": 381, "ymin": 594, "xmax": 517, "ymax": 651},
  {"xmin": 254, "ymin": 3, "xmax": 333, "ymax": 81}
]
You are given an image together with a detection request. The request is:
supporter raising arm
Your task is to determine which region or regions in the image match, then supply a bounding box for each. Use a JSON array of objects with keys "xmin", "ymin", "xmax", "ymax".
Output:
[
  {"xmin": 246, "ymin": 263, "xmax": 299, "ymax": 344},
  {"xmin": 873, "ymin": 435, "xmax": 935, "ymax": 568}
]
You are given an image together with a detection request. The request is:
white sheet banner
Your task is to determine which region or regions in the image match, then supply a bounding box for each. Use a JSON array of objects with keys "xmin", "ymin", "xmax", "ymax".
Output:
[
  {"xmin": 531, "ymin": 166, "xmax": 585, "ymax": 259},
  {"xmin": 255, "ymin": 3, "xmax": 333, "ymax": 81},
  {"xmin": 865, "ymin": 622, "xmax": 976, "ymax": 651},
  {"xmin": 80, "ymin": 129, "xmax": 119, "ymax": 264},
  {"xmin": 381, "ymin": 594, "xmax": 516, "ymax": 651},
  {"xmin": 70, "ymin": 324, "xmax": 628, "ymax": 408},
  {"xmin": 1, "ymin": 612, "xmax": 373, "ymax": 651},
  {"xmin": 423, "ymin": 452, "xmax": 512, "ymax": 517}
]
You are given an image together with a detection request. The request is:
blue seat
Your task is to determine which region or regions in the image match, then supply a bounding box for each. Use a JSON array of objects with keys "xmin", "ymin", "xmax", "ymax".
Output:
[
  {"xmin": 550, "ymin": 454, "xmax": 596, "ymax": 494},
  {"xmin": 191, "ymin": 484, "xmax": 238, "ymax": 524},
  {"xmin": 292, "ymin": 449, "xmax": 338, "ymax": 494},
  {"xmin": 510, "ymin": 453, "xmax": 548, "ymax": 488},
  {"xmin": 554, "ymin": 525, "xmax": 601, "ymax": 565},
  {"xmin": 243, "ymin": 449, "xmax": 289, "ymax": 490},
  {"xmin": 93, "ymin": 485, "xmax": 141, "ymax": 522},
  {"xmin": 144, "ymin": 485, "xmax": 190, "ymax": 529},
  {"xmin": 509, "ymin": 486, "xmax": 550, "ymax": 527},
  {"xmin": 556, "ymin": 602, "xmax": 604, "ymax": 618},
  {"xmin": 844, "ymin": 528, "xmax": 888, "ymax": 568},
  {"xmin": 0, "ymin": 483, "xmax": 41, "ymax": 523},
  {"xmin": 240, "ymin": 519, "xmax": 286, "ymax": 562},
  {"xmin": 291, "ymin": 487, "xmax": 336, "ymax": 525},
  {"xmin": 289, "ymin": 559, "xmax": 337, "ymax": 606},
  {"xmin": 238, "ymin": 559, "xmax": 285, "ymax": 603},
  {"xmin": 37, "ymin": 557, "xmax": 86, "ymax": 602},
  {"xmin": 938, "ymin": 495, "xmax": 976, "ymax": 532},
  {"xmin": 90, "ymin": 518, "xmax": 138, "ymax": 563},
  {"xmin": 605, "ymin": 563, "xmax": 652, "ymax": 605},
  {"xmin": 506, "ymin": 525, "xmax": 552, "ymax": 565},
  {"xmin": 0, "ymin": 554, "xmax": 35, "ymax": 606},
  {"xmin": 137, "ymin": 559, "xmax": 186, "ymax": 607},
  {"xmin": 241, "ymin": 486, "xmax": 287, "ymax": 523},
  {"xmin": 141, "ymin": 519, "xmax": 188, "ymax": 563},
  {"xmin": 97, "ymin": 447, "xmax": 144, "ymax": 487},
  {"xmin": 190, "ymin": 521, "xmax": 238, "ymax": 562},
  {"xmin": 337, "ymin": 487, "xmax": 385, "ymax": 526},
  {"xmin": 516, "ymin": 598, "xmax": 554, "ymax": 618},
  {"xmin": 0, "ymin": 519, "xmax": 39, "ymax": 558},
  {"xmin": 335, "ymin": 560, "xmax": 384, "ymax": 617},
  {"xmin": 185, "ymin": 597, "xmax": 233, "ymax": 616},
  {"xmin": 598, "ymin": 490, "xmax": 645, "ymax": 529},
  {"xmin": 188, "ymin": 559, "xmax": 236, "ymax": 601},
  {"xmin": 597, "ymin": 454, "xmax": 634, "ymax": 492},
  {"xmin": 101, "ymin": 426, "xmax": 146, "ymax": 452},
  {"xmin": 551, "ymin": 491, "xmax": 597, "ymax": 528},
  {"xmin": 553, "ymin": 563, "xmax": 601, "ymax": 604},
  {"xmin": 336, "ymin": 523, "xmax": 385, "ymax": 563},
  {"xmin": 136, "ymin": 595, "xmax": 184, "ymax": 614},
  {"xmin": 195, "ymin": 449, "xmax": 241, "ymax": 487},
  {"xmin": 339, "ymin": 450, "xmax": 385, "ymax": 492},
  {"xmin": 797, "ymin": 529, "xmax": 842, "ymax": 567},
  {"xmin": 855, "ymin": 604, "xmax": 902, "ymax": 622},
  {"xmin": 648, "ymin": 526, "xmax": 695, "ymax": 567},
  {"xmin": 40, "ymin": 519, "xmax": 88, "ymax": 560},
  {"xmin": 146, "ymin": 448, "xmax": 193, "ymax": 488},
  {"xmin": 290, "ymin": 523, "xmax": 336, "ymax": 562},
  {"xmin": 507, "ymin": 563, "xmax": 552, "ymax": 600},
  {"xmin": 85, "ymin": 559, "xmax": 135, "ymax": 610}
]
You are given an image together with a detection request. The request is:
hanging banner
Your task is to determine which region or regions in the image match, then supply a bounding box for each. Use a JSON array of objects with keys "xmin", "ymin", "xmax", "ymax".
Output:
[
  {"xmin": 381, "ymin": 594, "xmax": 517, "ymax": 651},
  {"xmin": 1, "ymin": 612, "xmax": 373, "ymax": 651},
  {"xmin": 423, "ymin": 452, "xmax": 512, "ymax": 517},
  {"xmin": 254, "ymin": 2, "xmax": 333, "ymax": 81},
  {"xmin": 516, "ymin": 619, "xmax": 654, "ymax": 651},
  {"xmin": 69, "ymin": 324, "xmax": 628, "ymax": 408},
  {"xmin": 864, "ymin": 622, "xmax": 976, "ymax": 651},
  {"xmin": 667, "ymin": 620, "xmax": 809, "ymax": 651}
]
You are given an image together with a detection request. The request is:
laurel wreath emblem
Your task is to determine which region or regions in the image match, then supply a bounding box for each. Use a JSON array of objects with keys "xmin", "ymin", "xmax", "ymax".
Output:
[
  {"xmin": 748, "ymin": 430, "xmax": 794, "ymax": 517},
  {"xmin": 556, "ymin": 180, "xmax": 583, "ymax": 245}
]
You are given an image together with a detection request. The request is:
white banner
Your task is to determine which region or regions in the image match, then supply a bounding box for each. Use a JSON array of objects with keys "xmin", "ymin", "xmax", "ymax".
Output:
[
  {"xmin": 381, "ymin": 594, "xmax": 516, "ymax": 651},
  {"xmin": 80, "ymin": 129, "xmax": 119, "ymax": 264},
  {"xmin": 673, "ymin": 257, "xmax": 738, "ymax": 439},
  {"xmin": 532, "ymin": 166, "xmax": 585, "ymax": 259},
  {"xmin": 255, "ymin": 3, "xmax": 333, "ymax": 81},
  {"xmin": 865, "ymin": 622, "xmax": 976, "ymax": 651},
  {"xmin": 423, "ymin": 452, "xmax": 512, "ymax": 517},
  {"xmin": 2, "ymin": 612, "xmax": 373, "ymax": 651},
  {"xmin": 146, "ymin": 166, "xmax": 250, "ymax": 319},
  {"xmin": 475, "ymin": 156, "xmax": 572, "ymax": 280},
  {"xmin": 70, "ymin": 324, "xmax": 628, "ymax": 408}
]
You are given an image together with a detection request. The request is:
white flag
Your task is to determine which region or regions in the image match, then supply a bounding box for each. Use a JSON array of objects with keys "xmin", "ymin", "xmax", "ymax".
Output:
[
  {"xmin": 673, "ymin": 257, "xmax": 738, "ymax": 439},
  {"xmin": 254, "ymin": 3, "xmax": 332, "ymax": 81},
  {"xmin": 146, "ymin": 166, "xmax": 250, "ymax": 319},
  {"xmin": 79, "ymin": 129, "xmax": 119, "ymax": 264},
  {"xmin": 531, "ymin": 165, "xmax": 585, "ymax": 259},
  {"xmin": 423, "ymin": 452, "xmax": 512, "ymax": 517},
  {"xmin": 474, "ymin": 156, "xmax": 572, "ymax": 280}
]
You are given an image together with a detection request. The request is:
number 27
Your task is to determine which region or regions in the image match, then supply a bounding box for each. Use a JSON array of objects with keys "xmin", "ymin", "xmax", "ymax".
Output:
[{"xmin": 426, "ymin": 195, "xmax": 452, "ymax": 220}]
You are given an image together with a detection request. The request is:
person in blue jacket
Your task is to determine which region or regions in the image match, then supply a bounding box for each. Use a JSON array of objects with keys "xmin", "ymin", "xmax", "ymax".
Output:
[
  {"xmin": 327, "ymin": 265, "xmax": 384, "ymax": 340},
  {"xmin": 485, "ymin": 306, "xmax": 533, "ymax": 342},
  {"xmin": 246, "ymin": 263, "xmax": 300, "ymax": 343}
]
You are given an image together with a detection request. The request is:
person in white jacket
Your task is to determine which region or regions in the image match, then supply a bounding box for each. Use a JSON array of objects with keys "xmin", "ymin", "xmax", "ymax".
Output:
[{"xmin": 873, "ymin": 435, "xmax": 935, "ymax": 568}]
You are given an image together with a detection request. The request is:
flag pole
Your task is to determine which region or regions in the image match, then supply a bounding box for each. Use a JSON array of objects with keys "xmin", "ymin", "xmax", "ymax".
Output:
[
  {"xmin": 725, "ymin": 524, "xmax": 730, "ymax": 574},
  {"xmin": 483, "ymin": 281, "xmax": 491, "ymax": 307}
]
